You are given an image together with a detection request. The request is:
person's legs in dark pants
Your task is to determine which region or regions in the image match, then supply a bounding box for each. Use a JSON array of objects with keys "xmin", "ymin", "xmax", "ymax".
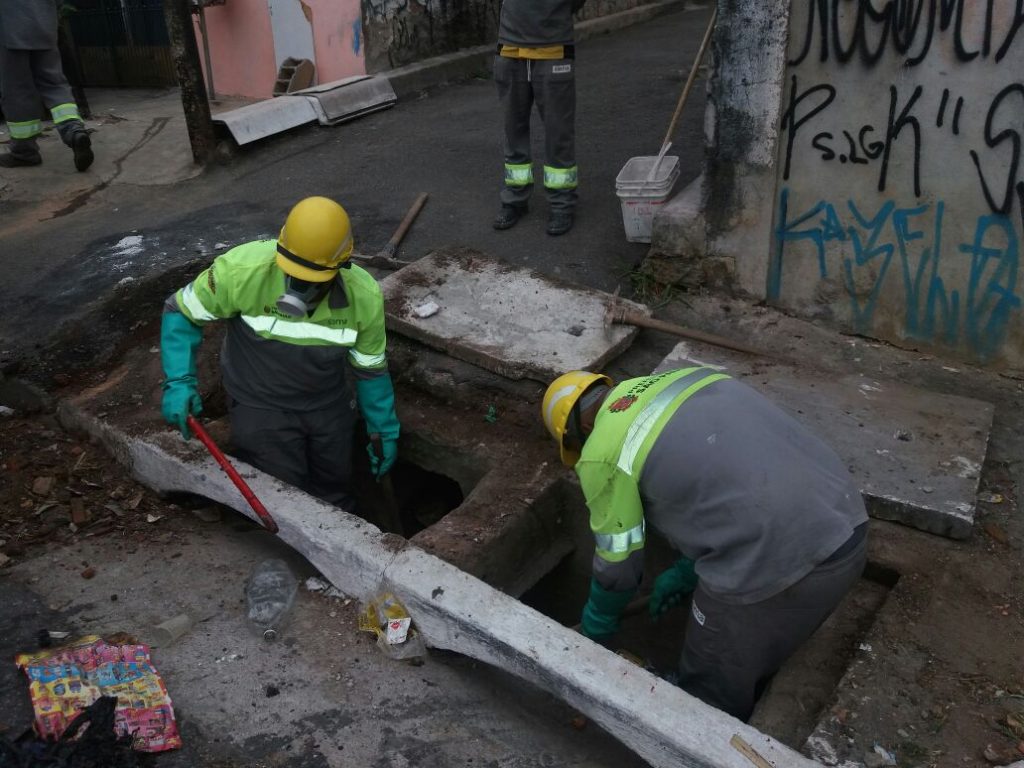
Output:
[
  {"xmin": 228, "ymin": 401, "xmax": 311, "ymax": 495},
  {"xmin": 32, "ymin": 48, "xmax": 93, "ymax": 171},
  {"xmin": 532, "ymin": 58, "xmax": 577, "ymax": 235},
  {"xmin": 303, "ymin": 398, "xmax": 357, "ymax": 510},
  {"xmin": 494, "ymin": 56, "xmax": 534, "ymax": 229},
  {"xmin": 0, "ymin": 47, "xmax": 44, "ymax": 166},
  {"xmin": 678, "ymin": 532, "xmax": 867, "ymax": 720}
]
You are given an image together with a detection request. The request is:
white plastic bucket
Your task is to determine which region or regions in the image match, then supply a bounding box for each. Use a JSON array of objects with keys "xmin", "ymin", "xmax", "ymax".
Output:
[{"xmin": 615, "ymin": 155, "xmax": 681, "ymax": 243}]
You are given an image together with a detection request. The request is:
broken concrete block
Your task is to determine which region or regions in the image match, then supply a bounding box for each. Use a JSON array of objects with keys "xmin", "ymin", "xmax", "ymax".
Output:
[{"xmin": 381, "ymin": 248, "xmax": 648, "ymax": 383}]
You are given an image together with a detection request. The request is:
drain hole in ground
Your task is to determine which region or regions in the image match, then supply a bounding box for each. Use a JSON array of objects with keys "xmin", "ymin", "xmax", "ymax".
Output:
[{"xmin": 352, "ymin": 457, "xmax": 464, "ymax": 537}]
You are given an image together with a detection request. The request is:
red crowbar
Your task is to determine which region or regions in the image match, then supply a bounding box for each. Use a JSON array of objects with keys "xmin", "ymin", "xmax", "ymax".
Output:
[{"xmin": 186, "ymin": 415, "xmax": 279, "ymax": 533}]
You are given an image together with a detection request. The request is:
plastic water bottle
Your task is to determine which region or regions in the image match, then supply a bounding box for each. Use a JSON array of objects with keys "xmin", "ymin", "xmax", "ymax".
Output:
[{"xmin": 245, "ymin": 559, "xmax": 297, "ymax": 641}]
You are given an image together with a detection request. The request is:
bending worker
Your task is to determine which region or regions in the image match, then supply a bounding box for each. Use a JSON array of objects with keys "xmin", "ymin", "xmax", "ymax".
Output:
[
  {"xmin": 159, "ymin": 196, "xmax": 400, "ymax": 509},
  {"xmin": 542, "ymin": 366, "xmax": 868, "ymax": 721}
]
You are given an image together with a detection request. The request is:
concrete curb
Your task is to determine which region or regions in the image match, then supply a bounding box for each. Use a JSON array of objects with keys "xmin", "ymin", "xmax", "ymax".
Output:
[
  {"xmin": 58, "ymin": 403, "xmax": 817, "ymax": 768},
  {"xmin": 384, "ymin": 0, "xmax": 687, "ymax": 98}
]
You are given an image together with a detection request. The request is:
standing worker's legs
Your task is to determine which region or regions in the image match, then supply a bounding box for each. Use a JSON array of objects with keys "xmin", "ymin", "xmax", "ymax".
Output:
[
  {"xmin": 32, "ymin": 47, "xmax": 93, "ymax": 171},
  {"xmin": 228, "ymin": 402, "xmax": 313, "ymax": 497},
  {"xmin": 0, "ymin": 46, "xmax": 92, "ymax": 170},
  {"xmin": 532, "ymin": 58, "xmax": 577, "ymax": 235},
  {"xmin": 0, "ymin": 48, "xmax": 44, "ymax": 166},
  {"xmin": 677, "ymin": 526, "xmax": 867, "ymax": 720},
  {"xmin": 494, "ymin": 56, "xmax": 534, "ymax": 230},
  {"xmin": 302, "ymin": 398, "xmax": 358, "ymax": 510}
]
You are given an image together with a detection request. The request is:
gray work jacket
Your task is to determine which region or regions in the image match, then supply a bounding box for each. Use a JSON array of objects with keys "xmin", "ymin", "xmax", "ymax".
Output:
[{"xmin": 498, "ymin": 0, "xmax": 575, "ymax": 47}]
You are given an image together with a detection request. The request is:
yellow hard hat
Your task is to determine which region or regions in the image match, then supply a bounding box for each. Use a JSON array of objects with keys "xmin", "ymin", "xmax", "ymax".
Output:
[
  {"xmin": 276, "ymin": 196, "xmax": 355, "ymax": 282},
  {"xmin": 542, "ymin": 370, "xmax": 613, "ymax": 467}
]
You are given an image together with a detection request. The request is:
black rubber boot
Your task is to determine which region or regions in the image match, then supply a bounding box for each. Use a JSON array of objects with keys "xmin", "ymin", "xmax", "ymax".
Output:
[
  {"xmin": 71, "ymin": 131, "xmax": 94, "ymax": 172},
  {"xmin": 492, "ymin": 203, "xmax": 527, "ymax": 230},
  {"xmin": 0, "ymin": 138, "xmax": 42, "ymax": 167},
  {"xmin": 546, "ymin": 210, "xmax": 574, "ymax": 236}
]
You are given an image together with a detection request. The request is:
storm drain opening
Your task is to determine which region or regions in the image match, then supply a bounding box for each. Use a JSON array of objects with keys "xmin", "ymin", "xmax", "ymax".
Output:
[
  {"xmin": 521, "ymin": 506, "xmax": 899, "ymax": 751},
  {"xmin": 351, "ymin": 451, "xmax": 466, "ymax": 538}
]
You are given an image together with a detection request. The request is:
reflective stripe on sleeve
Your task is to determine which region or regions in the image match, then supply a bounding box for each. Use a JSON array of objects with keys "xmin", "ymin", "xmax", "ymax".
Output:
[
  {"xmin": 543, "ymin": 165, "xmax": 578, "ymax": 190},
  {"xmin": 616, "ymin": 372, "xmax": 730, "ymax": 475},
  {"xmin": 594, "ymin": 521, "xmax": 646, "ymax": 560},
  {"xmin": 180, "ymin": 284, "xmax": 218, "ymax": 322},
  {"xmin": 241, "ymin": 315, "xmax": 359, "ymax": 345},
  {"xmin": 349, "ymin": 349, "xmax": 386, "ymax": 368},
  {"xmin": 504, "ymin": 163, "xmax": 534, "ymax": 186},
  {"xmin": 50, "ymin": 103, "xmax": 82, "ymax": 124}
]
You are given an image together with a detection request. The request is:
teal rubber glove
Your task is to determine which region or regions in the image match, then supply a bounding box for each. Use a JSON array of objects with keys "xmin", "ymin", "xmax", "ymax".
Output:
[
  {"xmin": 649, "ymin": 558, "xmax": 699, "ymax": 621},
  {"xmin": 580, "ymin": 578, "xmax": 636, "ymax": 644},
  {"xmin": 356, "ymin": 374, "xmax": 400, "ymax": 478},
  {"xmin": 160, "ymin": 311, "xmax": 203, "ymax": 439}
]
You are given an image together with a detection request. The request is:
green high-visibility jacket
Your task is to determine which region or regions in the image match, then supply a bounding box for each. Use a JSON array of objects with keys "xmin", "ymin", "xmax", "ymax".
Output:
[
  {"xmin": 575, "ymin": 367, "xmax": 730, "ymax": 565},
  {"xmin": 172, "ymin": 240, "xmax": 388, "ymax": 409}
]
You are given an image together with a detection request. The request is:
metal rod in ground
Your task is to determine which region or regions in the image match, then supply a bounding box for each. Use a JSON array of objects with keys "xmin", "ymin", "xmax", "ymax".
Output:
[
  {"xmin": 369, "ymin": 433, "xmax": 405, "ymax": 536},
  {"xmin": 187, "ymin": 416, "xmax": 279, "ymax": 533},
  {"xmin": 162, "ymin": 0, "xmax": 216, "ymax": 164}
]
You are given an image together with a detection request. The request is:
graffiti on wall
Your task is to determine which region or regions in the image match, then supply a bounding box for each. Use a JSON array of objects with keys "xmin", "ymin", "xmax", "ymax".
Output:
[{"xmin": 771, "ymin": 0, "xmax": 1024, "ymax": 361}]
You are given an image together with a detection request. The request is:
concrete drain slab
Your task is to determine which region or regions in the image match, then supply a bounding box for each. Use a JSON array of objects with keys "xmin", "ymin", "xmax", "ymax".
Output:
[
  {"xmin": 656, "ymin": 343, "xmax": 994, "ymax": 539},
  {"xmin": 380, "ymin": 248, "xmax": 648, "ymax": 382}
]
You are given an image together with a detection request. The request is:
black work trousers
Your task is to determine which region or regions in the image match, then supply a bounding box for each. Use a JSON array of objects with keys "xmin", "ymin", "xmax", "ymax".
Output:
[
  {"xmin": 228, "ymin": 397, "xmax": 357, "ymax": 510},
  {"xmin": 494, "ymin": 55, "xmax": 578, "ymax": 213},
  {"xmin": 678, "ymin": 525, "xmax": 868, "ymax": 721}
]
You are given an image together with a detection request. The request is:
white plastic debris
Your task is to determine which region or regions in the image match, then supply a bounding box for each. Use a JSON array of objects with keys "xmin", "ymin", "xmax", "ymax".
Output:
[
  {"xmin": 305, "ymin": 576, "xmax": 348, "ymax": 599},
  {"xmin": 0, "ymin": 406, "xmax": 14, "ymax": 417},
  {"xmin": 413, "ymin": 301, "xmax": 440, "ymax": 319}
]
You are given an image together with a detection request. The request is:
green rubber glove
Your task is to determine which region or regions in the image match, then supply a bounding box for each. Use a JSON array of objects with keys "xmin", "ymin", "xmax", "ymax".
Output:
[
  {"xmin": 580, "ymin": 578, "xmax": 636, "ymax": 644},
  {"xmin": 649, "ymin": 558, "xmax": 699, "ymax": 621},
  {"xmin": 160, "ymin": 311, "xmax": 203, "ymax": 439},
  {"xmin": 356, "ymin": 374, "xmax": 400, "ymax": 478}
]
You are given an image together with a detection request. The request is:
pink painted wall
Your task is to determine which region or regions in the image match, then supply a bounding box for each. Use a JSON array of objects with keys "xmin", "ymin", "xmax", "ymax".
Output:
[
  {"xmin": 193, "ymin": 0, "xmax": 278, "ymax": 101},
  {"xmin": 303, "ymin": 0, "xmax": 366, "ymax": 84},
  {"xmin": 194, "ymin": 0, "xmax": 365, "ymax": 101}
]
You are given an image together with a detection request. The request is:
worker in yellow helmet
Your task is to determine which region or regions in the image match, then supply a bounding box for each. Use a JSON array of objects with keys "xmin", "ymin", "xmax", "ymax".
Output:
[
  {"xmin": 159, "ymin": 197, "xmax": 400, "ymax": 511},
  {"xmin": 542, "ymin": 367, "xmax": 867, "ymax": 721}
]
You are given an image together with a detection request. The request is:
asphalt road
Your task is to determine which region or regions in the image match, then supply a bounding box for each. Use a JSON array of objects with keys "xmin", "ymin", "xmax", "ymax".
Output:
[{"xmin": 0, "ymin": 4, "xmax": 713, "ymax": 362}]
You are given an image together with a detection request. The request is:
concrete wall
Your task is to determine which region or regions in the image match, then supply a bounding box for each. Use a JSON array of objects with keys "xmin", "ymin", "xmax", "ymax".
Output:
[
  {"xmin": 360, "ymin": 0, "xmax": 664, "ymax": 74},
  {"xmin": 194, "ymin": 0, "xmax": 365, "ymax": 100},
  {"xmin": 654, "ymin": 0, "xmax": 1024, "ymax": 368}
]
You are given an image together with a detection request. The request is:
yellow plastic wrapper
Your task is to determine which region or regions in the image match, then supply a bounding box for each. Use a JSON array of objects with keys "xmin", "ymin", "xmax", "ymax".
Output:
[{"xmin": 358, "ymin": 593, "xmax": 426, "ymax": 660}]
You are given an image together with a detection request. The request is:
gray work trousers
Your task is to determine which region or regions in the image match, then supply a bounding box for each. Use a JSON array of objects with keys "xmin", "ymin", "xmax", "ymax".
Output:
[
  {"xmin": 494, "ymin": 55, "xmax": 578, "ymax": 212},
  {"xmin": 0, "ymin": 45, "xmax": 82, "ymax": 156},
  {"xmin": 228, "ymin": 397, "xmax": 357, "ymax": 510},
  {"xmin": 678, "ymin": 524, "xmax": 868, "ymax": 721}
]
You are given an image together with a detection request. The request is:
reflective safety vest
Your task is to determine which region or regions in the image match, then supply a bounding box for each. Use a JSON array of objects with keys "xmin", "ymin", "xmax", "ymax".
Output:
[
  {"xmin": 173, "ymin": 240, "xmax": 388, "ymax": 374},
  {"xmin": 575, "ymin": 367, "xmax": 731, "ymax": 564}
]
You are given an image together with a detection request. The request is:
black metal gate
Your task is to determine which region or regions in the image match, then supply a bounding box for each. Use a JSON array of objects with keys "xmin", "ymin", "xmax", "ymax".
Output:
[{"xmin": 65, "ymin": 0, "xmax": 177, "ymax": 88}]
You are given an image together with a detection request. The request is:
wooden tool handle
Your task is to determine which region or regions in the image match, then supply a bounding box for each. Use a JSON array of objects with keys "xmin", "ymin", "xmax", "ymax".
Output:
[
  {"xmin": 386, "ymin": 192, "xmax": 429, "ymax": 250},
  {"xmin": 613, "ymin": 309, "xmax": 766, "ymax": 358},
  {"xmin": 661, "ymin": 8, "xmax": 717, "ymax": 150}
]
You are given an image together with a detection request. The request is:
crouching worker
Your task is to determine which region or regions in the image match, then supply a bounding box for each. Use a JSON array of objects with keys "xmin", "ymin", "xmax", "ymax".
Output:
[
  {"xmin": 159, "ymin": 196, "xmax": 400, "ymax": 509},
  {"xmin": 541, "ymin": 367, "xmax": 867, "ymax": 720}
]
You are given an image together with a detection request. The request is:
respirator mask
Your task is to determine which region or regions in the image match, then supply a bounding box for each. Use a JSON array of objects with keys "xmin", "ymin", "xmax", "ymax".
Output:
[{"xmin": 275, "ymin": 276, "xmax": 332, "ymax": 318}]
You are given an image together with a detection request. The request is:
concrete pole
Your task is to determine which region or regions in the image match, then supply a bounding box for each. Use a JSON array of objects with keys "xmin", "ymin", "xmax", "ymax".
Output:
[{"xmin": 162, "ymin": 0, "xmax": 216, "ymax": 165}]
